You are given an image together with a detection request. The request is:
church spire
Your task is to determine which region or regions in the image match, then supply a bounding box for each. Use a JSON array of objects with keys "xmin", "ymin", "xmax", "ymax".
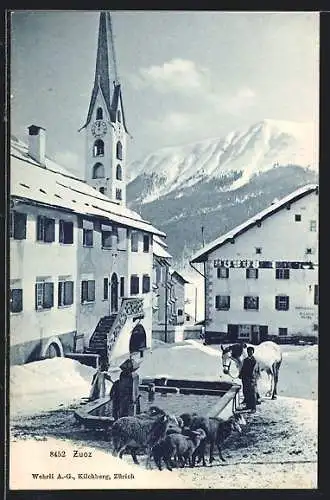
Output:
[{"xmin": 80, "ymin": 12, "xmax": 127, "ymax": 132}]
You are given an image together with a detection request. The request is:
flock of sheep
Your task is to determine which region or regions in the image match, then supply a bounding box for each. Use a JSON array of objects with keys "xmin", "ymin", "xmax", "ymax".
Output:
[{"xmin": 108, "ymin": 406, "xmax": 247, "ymax": 471}]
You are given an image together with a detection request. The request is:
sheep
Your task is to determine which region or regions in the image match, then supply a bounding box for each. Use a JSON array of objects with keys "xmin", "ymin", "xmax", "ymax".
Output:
[
  {"xmin": 111, "ymin": 410, "xmax": 177, "ymax": 468},
  {"xmin": 152, "ymin": 428, "xmax": 206, "ymax": 471},
  {"xmin": 180, "ymin": 412, "xmax": 244, "ymax": 465},
  {"xmin": 165, "ymin": 416, "xmax": 184, "ymax": 435}
]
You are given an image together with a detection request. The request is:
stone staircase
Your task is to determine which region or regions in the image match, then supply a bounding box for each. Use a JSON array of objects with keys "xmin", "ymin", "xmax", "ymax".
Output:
[{"xmin": 85, "ymin": 314, "xmax": 117, "ymax": 358}]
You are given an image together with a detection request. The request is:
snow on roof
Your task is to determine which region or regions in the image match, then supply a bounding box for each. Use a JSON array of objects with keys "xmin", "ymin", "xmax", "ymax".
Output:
[
  {"xmin": 190, "ymin": 184, "xmax": 318, "ymax": 263},
  {"xmin": 169, "ymin": 268, "xmax": 190, "ymax": 284},
  {"xmin": 153, "ymin": 240, "xmax": 172, "ymax": 259},
  {"xmin": 10, "ymin": 138, "xmax": 165, "ymax": 236},
  {"xmin": 154, "ymin": 234, "xmax": 168, "ymax": 248}
]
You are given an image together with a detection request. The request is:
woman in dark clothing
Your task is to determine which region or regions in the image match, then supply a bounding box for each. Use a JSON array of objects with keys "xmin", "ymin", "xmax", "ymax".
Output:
[{"xmin": 239, "ymin": 346, "xmax": 257, "ymax": 413}]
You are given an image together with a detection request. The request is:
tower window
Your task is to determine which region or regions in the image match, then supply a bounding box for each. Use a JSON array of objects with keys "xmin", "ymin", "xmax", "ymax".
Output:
[
  {"xmin": 96, "ymin": 107, "xmax": 103, "ymax": 120},
  {"xmin": 99, "ymin": 187, "xmax": 106, "ymax": 194},
  {"xmin": 92, "ymin": 163, "xmax": 105, "ymax": 179},
  {"xmin": 116, "ymin": 141, "xmax": 123, "ymax": 161},
  {"xmin": 93, "ymin": 139, "xmax": 104, "ymax": 157},
  {"xmin": 117, "ymin": 110, "xmax": 121, "ymax": 122},
  {"xmin": 295, "ymin": 214, "xmax": 301, "ymax": 222},
  {"xmin": 116, "ymin": 188, "xmax": 122, "ymax": 200},
  {"xmin": 116, "ymin": 164, "xmax": 122, "ymax": 180}
]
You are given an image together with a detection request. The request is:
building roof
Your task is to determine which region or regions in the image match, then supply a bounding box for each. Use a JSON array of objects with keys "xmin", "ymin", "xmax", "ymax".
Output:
[
  {"xmin": 10, "ymin": 137, "xmax": 165, "ymax": 237},
  {"xmin": 79, "ymin": 12, "xmax": 128, "ymax": 133},
  {"xmin": 190, "ymin": 183, "xmax": 318, "ymax": 263},
  {"xmin": 153, "ymin": 241, "xmax": 172, "ymax": 259},
  {"xmin": 169, "ymin": 268, "xmax": 190, "ymax": 284},
  {"xmin": 154, "ymin": 234, "xmax": 168, "ymax": 248}
]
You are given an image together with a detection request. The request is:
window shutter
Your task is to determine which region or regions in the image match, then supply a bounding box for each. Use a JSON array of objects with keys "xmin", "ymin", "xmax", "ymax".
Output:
[
  {"xmin": 81, "ymin": 281, "xmax": 87, "ymax": 303},
  {"xmin": 58, "ymin": 282, "xmax": 63, "ymax": 306},
  {"xmin": 275, "ymin": 296, "xmax": 279, "ymax": 310},
  {"xmin": 59, "ymin": 220, "xmax": 64, "ymax": 243},
  {"xmin": 65, "ymin": 281, "xmax": 74, "ymax": 305},
  {"xmin": 35, "ymin": 283, "xmax": 41, "ymax": 310},
  {"xmin": 67, "ymin": 222, "xmax": 74, "ymax": 244},
  {"xmin": 88, "ymin": 280, "xmax": 95, "ymax": 302},
  {"xmin": 14, "ymin": 213, "xmax": 27, "ymax": 240},
  {"xmin": 228, "ymin": 296, "xmax": 231, "ymax": 309},
  {"xmin": 44, "ymin": 219, "xmax": 55, "ymax": 242},
  {"xmin": 43, "ymin": 282, "xmax": 54, "ymax": 308},
  {"xmin": 37, "ymin": 216, "xmax": 43, "ymax": 241}
]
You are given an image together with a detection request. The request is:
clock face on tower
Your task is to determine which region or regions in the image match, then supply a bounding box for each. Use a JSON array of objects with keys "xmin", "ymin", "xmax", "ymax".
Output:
[{"xmin": 91, "ymin": 120, "xmax": 107, "ymax": 137}]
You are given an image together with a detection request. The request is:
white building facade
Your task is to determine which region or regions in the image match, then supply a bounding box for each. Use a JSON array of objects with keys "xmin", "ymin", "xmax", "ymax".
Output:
[{"xmin": 190, "ymin": 185, "xmax": 319, "ymax": 344}]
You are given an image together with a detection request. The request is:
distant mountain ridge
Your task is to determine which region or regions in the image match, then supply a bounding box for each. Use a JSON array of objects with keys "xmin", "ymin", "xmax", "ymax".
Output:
[{"xmin": 127, "ymin": 119, "xmax": 318, "ymax": 267}]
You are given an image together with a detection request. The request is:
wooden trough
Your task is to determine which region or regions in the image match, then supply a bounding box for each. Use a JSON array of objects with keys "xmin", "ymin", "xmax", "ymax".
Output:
[{"xmin": 74, "ymin": 378, "xmax": 241, "ymax": 430}]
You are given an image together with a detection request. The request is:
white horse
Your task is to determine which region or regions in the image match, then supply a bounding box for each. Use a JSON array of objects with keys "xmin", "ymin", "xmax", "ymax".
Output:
[{"xmin": 221, "ymin": 341, "xmax": 282, "ymax": 400}]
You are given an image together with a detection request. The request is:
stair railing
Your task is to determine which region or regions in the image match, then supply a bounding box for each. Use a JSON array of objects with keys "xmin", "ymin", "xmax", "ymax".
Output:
[{"xmin": 106, "ymin": 297, "xmax": 144, "ymax": 363}]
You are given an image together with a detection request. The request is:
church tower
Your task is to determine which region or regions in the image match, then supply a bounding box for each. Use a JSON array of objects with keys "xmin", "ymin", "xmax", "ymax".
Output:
[{"xmin": 79, "ymin": 12, "xmax": 128, "ymax": 206}]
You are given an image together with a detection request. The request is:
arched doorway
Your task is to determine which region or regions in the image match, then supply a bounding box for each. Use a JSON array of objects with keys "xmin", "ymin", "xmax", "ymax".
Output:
[
  {"xmin": 111, "ymin": 273, "xmax": 119, "ymax": 313},
  {"xmin": 129, "ymin": 324, "xmax": 147, "ymax": 354}
]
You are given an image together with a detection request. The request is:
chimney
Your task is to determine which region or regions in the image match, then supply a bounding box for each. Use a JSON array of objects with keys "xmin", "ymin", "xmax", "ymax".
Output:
[{"xmin": 28, "ymin": 125, "xmax": 46, "ymax": 166}]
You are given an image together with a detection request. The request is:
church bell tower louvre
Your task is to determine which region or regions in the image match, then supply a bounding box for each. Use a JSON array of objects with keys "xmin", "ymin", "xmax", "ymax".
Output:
[{"xmin": 79, "ymin": 11, "xmax": 129, "ymax": 206}]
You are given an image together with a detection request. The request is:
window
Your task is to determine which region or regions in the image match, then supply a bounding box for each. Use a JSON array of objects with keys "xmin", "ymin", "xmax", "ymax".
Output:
[
  {"xmin": 99, "ymin": 187, "xmax": 105, "ymax": 194},
  {"xmin": 310, "ymin": 220, "xmax": 317, "ymax": 232},
  {"xmin": 117, "ymin": 110, "xmax": 121, "ymax": 122},
  {"xmin": 115, "ymin": 164, "xmax": 123, "ymax": 181},
  {"xmin": 238, "ymin": 325, "xmax": 251, "ymax": 340},
  {"xmin": 35, "ymin": 281, "xmax": 54, "ymax": 310},
  {"xmin": 116, "ymin": 188, "xmax": 122, "ymax": 200},
  {"xmin": 295, "ymin": 214, "xmax": 301, "ymax": 222},
  {"xmin": 36, "ymin": 215, "xmax": 55, "ymax": 242},
  {"xmin": 246, "ymin": 268, "xmax": 258, "ymax": 279},
  {"xmin": 120, "ymin": 277, "xmax": 125, "ymax": 297},
  {"xmin": 306, "ymin": 248, "xmax": 314, "ymax": 255},
  {"xmin": 276, "ymin": 268, "xmax": 290, "ymax": 280},
  {"xmin": 313, "ymin": 324, "xmax": 318, "ymax": 331},
  {"xmin": 142, "ymin": 275, "xmax": 150, "ymax": 294},
  {"xmin": 10, "ymin": 289, "xmax": 23, "ymax": 313},
  {"xmin": 143, "ymin": 234, "xmax": 150, "ymax": 253},
  {"xmin": 278, "ymin": 328, "xmax": 288, "ymax": 336},
  {"xmin": 275, "ymin": 295, "xmax": 289, "ymax": 311},
  {"xmin": 92, "ymin": 162, "xmax": 105, "ymax": 179},
  {"xmin": 102, "ymin": 229, "xmax": 112, "ymax": 249},
  {"xmin": 116, "ymin": 141, "xmax": 123, "ymax": 160},
  {"xmin": 217, "ymin": 267, "xmax": 229, "ymax": 279},
  {"xmin": 59, "ymin": 220, "xmax": 74, "ymax": 244},
  {"xmin": 96, "ymin": 107, "xmax": 103, "ymax": 120},
  {"xmin": 178, "ymin": 309, "xmax": 183, "ymax": 316},
  {"xmin": 131, "ymin": 231, "xmax": 139, "ymax": 252},
  {"xmin": 10, "ymin": 211, "xmax": 27, "ymax": 240},
  {"xmin": 244, "ymin": 296, "xmax": 259, "ymax": 310},
  {"xmin": 130, "ymin": 275, "xmax": 139, "ymax": 295},
  {"xmin": 103, "ymin": 278, "xmax": 109, "ymax": 300},
  {"xmin": 58, "ymin": 280, "xmax": 74, "ymax": 307},
  {"xmin": 215, "ymin": 295, "xmax": 230, "ymax": 310},
  {"xmin": 93, "ymin": 139, "xmax": 104, "ymax": 157},
  {"xmin": 81, "ymin": 280, "xmax": 95, "ymax": 303},
  {"xmin": 255, "ymin": 247, "xmax": 262, "ymax": 254},
  {"xmin": 314, "ymin": 285, "xmax": 319, "ymax": 305}
]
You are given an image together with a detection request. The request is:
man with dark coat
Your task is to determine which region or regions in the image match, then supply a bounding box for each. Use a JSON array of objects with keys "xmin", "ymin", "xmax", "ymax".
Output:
[{"xmin": 239, "ymin": 346, "xmax": 257, "ymax": 413}]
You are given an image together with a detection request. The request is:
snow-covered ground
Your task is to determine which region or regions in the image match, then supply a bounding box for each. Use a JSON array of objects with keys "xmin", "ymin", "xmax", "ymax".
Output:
[{"xmin": 9, "ymin": 341, "xmax": 318, "ymax": 489}]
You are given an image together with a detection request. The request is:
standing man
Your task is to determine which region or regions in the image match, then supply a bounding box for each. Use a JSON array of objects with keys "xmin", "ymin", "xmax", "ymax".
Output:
[{"xmin": 238, "ymin": 346, "xmax": 257, "ymax": 413}]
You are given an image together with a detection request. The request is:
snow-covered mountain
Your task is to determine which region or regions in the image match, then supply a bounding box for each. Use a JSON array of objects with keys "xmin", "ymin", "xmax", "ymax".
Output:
[
  {"xmin": 127, "ymin": 119, "xmax": 318, "ymax": 266},
  {"xmin": 128, "ymin": 119, "xmax": 317, "ymax": 204}
]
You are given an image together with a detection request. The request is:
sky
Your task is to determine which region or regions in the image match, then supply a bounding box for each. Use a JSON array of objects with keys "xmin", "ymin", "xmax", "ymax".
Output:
[{"xmin": 10, "ymin": 10, "xmax": 319, "ymax": 177}]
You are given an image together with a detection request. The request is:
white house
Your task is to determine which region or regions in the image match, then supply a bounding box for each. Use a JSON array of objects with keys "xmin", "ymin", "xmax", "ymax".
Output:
[
  {"xmin": 9, "ymin": 13, "xmax": 166, "ymax": 365},
  {"xmin": 190, "ymin": 185, "xmax": 319, "ymax": 344}
]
